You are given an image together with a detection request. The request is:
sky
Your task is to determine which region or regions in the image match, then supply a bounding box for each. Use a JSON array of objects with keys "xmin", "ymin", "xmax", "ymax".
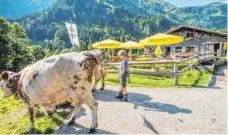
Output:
[{"xmin": 162, "ymin": 0, "xmax": 227, "ymax": 7}]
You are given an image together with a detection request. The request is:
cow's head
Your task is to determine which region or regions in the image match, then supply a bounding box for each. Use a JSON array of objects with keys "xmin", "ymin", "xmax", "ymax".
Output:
[
  {"xmin": 91, "ymin": 49, "xmax": 106, "ymax": 77},
  {"xmin": 0, "ymin": 71, "xmax": 21, "ymax": 98},
  {"xmin": 83, "ymin": 49, "xmax": 106, "ymax": 77}
]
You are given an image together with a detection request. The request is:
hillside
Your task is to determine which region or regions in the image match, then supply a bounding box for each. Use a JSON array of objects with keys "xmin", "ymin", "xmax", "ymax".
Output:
[
  {"xmin": 166, "ymin": 2, "xmax": 227, "ymax": 29},
  {"xmin": 0, "ymin": 0, "xmax": 56, "ymax": 19},
  {"xmin": 103, "ymin": 0, "xmax": 176, "ymax": 15},
  {"xmin": 16, "ymin": 0, "xmax": 174, "ymax": 48},
  {"xmin": 1, "ymin": 0, "xmax": 227, "ymax": 30},
  {"xmin": 1, "ymin": 0, "xmax": 227, "ymax": 50}
]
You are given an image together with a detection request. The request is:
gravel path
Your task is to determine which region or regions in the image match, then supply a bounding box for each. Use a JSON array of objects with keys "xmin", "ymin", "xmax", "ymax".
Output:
[{"xmin": 54, "ymin": 65, "xmax": 227, "ymax": 134}]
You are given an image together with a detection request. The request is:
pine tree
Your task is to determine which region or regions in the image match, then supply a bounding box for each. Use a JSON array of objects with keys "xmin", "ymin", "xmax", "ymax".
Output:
[
  {"xmin": 0, "ymin": 17, "xmax": 12, "ymax": 71},
  {"xmin": 10, "ymin": 22, "xmax": 30, "ymax": 71}
]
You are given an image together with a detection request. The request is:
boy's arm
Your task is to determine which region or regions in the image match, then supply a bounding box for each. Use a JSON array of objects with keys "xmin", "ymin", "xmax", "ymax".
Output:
[
  {"xmin": 117, "ymin": 69, "xmax": 126, "ymax": 79},
  {"xmin": 117, "ymin": 60, "xmax": 127, "ymax": 79}
]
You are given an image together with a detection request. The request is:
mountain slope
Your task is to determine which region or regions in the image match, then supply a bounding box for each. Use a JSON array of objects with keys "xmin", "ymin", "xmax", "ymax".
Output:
[
  {"xmin": 1, "ymin": 0, "xmax": 227, "ymax": 30},
  {"xmin": 103, "ymin": 0, "xmax": 177, "ymax": 15},
  {"xmin": 166, "ymin": 2, "xmax": 227, "ymax": 29},
  {"xmin": 0, "ymin": 0, "xmax": 56, "ymax": 19},
  {"xmin": 16, "ymin": 0, "xmax": 174, "ymax": 46}
]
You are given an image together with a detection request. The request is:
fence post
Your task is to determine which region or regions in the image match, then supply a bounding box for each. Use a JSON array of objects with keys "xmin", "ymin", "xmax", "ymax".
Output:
[
  {"xmin": 173, "ymin": 54, "xmax": 178, "ymax": 85},
  {"xmin": 173, "ymin": 62, "xmax": 178, "ymax": 85}
]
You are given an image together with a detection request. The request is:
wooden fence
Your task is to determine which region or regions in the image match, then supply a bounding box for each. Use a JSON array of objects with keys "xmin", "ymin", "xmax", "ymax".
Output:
[{"xmin": 107, "ymin": 53, "xmax": 217, "ymax": 85}]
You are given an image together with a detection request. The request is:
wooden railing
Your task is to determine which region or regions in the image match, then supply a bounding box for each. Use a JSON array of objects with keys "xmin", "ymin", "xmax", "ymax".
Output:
[{"xmin": 107, "ymin": 53, "xmax": 217, "ymax": 85}]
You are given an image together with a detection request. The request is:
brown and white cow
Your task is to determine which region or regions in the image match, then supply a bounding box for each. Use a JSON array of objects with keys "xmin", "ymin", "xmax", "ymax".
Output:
[{"xmin": 0, "ymin": 49, "xmax": 106, "ymax": 133}]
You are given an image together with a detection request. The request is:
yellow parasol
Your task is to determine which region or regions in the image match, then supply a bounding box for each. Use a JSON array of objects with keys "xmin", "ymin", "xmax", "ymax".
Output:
[
  {"xmin": 154, "ymin": 46, "xmax": 163, "ymax": 55},
  {"xmin": 140, "ymin": 33, "xmax": 184, "ymax": 46},
  {"xmin": 92, "ymin": 39, "xmax": 121, "ymax": 56},
  {"xmin": 118, "ymin": 41, "xmax": 144, "ymax": 61},
  {"xmin": 224, "ymin": 42, "xmax": 227, "ymax": 50},
  {"xmin": 139, "ymin": 33, "xmax": 184, "ymax": 56},
  {"xmin": 92, "ymin": 39, "xmax": 121, "ymax": 49}
]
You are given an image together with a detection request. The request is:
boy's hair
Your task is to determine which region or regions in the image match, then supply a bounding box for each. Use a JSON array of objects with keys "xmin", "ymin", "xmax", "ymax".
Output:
[{"xmin": 118, "ymin": 50, "xmax": 127, "ymax": 57}]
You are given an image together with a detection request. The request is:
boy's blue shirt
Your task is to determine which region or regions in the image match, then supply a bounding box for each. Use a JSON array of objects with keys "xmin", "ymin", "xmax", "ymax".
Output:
[{"xmin": 119, "ymin": 58, "xmax": 129, "ymax": 78}]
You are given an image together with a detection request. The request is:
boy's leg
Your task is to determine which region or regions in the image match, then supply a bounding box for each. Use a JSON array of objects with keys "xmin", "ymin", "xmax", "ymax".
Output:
[
  {"xmin": 122, "ymin": 87, "xmax": 127, "ymax": 95},
  {"xmin": 120, "ymin": 77, "xmax": 128, "ymax": 102},
  {"xmin": 115, "ymin": 79, "xmax": 124, "ymax": 99}
]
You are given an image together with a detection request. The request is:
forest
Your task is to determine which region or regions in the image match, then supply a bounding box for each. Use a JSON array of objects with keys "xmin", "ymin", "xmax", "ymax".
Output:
[{"xmin": 0, "ymin": 17, "xmax": 46, "ymax": 72}]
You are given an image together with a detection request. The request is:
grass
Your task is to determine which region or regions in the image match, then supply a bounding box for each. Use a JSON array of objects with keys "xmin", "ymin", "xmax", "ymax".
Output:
[
  {"xmin": 104, "ymin": 69, "xmax": 212, "ymax": 88},
  {"xmin": 0, "ymin": 111, "xmax": 68, "ymax": 134},
  {"xmin": 0, "ymin": 90, "xmax": 24, "ymax": 120},
  {"xmin": 0, "ymin": 88, "xmax": 69, "ymax": 134}
]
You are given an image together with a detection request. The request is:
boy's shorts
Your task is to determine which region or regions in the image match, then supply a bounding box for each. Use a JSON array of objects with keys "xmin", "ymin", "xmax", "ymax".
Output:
[{"xmin": 120, "ymin": 77, "xmax": 127, "ymax": 88}]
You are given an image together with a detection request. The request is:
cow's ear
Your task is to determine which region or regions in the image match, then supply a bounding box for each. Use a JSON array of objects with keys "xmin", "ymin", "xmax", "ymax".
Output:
[{"xmin": 0, "ymin": 72, "xmax": 10, "ymax": 81}]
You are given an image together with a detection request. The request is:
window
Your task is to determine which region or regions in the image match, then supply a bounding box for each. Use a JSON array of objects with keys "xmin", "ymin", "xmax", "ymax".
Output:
[
  {"xmin": 186, "ymin": 33, "xmax": 194, "ymax": 38},
  {"xmin": 187, "ymin": 33, "xmax": 191, "ymax": 37}
]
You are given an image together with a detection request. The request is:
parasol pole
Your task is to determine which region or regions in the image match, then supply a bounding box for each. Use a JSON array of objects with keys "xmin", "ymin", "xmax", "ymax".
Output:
[{"xmin": 130, "ymin": 49, "xmax": 132, "ymax": 61}]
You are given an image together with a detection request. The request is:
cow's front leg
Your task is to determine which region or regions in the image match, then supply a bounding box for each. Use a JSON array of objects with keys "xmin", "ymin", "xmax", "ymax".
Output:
[
  {"xmin": 100, "ymin": 76, "xmax": 105, "ymax": 90},
  {"xmin": 27, "ymin": 106, "xmax": 35, "ymax": 133},
  {"xmin": 43, "ymin": 105, "xmax": 57, "ymax": 117},
  {"xmin": 51, "ymin": 105, "xmax": 57, "ymax": 113},
  {"xmin": 43, "ymin": 107, "xmax": 50, "ymax": 117},
  {"xmin": 86, "ymin": 98, "xmax": 98, "ymax": 133},
  {"xmin": 65, "ymin": 104, "xmax": 81, "ymax": 125}
]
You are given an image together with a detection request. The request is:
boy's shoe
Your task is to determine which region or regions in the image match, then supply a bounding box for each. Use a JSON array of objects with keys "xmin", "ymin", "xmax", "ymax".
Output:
[
  {"xmin": 115, "ymin": 91, "xmax": 123, "ymax": 99},
  {"xmin": 120, "ymin": 95, "xmax": 128, "ymax": 102}
]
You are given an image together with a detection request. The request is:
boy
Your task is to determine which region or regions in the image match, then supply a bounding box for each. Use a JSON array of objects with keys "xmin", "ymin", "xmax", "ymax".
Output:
[{"xmin": 115, "ymin": 50, "xmax": 129, "ymax": 102}]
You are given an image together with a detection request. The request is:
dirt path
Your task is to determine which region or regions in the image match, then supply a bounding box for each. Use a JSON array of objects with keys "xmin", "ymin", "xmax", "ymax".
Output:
[{"xmin": 53, "ymin": 65, "xmax": 227, "ymax": 134}]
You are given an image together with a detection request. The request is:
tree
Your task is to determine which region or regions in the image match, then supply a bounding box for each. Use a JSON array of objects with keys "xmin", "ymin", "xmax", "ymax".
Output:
[
  {"xmin": 54, "ymin": 26, "xmax": 71, "ymax": 48},
  {"xmin": 10, "ymin": 22, "xmax": 30, "ymax": 71},
  {"xmin": 30, "ymin": 45, "xmax": 46, "ymax": 62},
  {"xmin": 60, "ymin": 49, "xmax": 71, "ymax": 54},
  {"xmin": 0, "ymin": 17, "xmax": 12, "ymax": 71}
]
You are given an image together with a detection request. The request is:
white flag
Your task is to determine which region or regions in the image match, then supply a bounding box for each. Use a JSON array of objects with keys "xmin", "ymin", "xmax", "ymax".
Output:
[{"xmin": 65, "ymin": 22, "xmax": 80, "ymax": 49}]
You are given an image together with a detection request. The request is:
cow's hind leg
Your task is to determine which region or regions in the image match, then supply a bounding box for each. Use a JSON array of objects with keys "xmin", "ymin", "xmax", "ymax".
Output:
[
  {"xmin": 66, "ymin": 104, "xmax": 81, "ymax": 125},
  {"xmin": 86, "ymin": 98, "xmax": 98, "ymax": 133},
  {"xmin": 27, "ymin": 106, "xmax": 35, "ymax": 133}
]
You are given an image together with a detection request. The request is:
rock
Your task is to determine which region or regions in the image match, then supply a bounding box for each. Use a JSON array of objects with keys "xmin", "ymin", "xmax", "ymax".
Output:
[{"xmin": 178, "ymin": 119, "xmax": 183, "ymax": 122}]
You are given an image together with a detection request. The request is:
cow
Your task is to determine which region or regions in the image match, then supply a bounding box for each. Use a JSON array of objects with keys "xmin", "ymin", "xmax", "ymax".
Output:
[
  {"xmin": 0, "ymin": 49, "xmax": 106, "ymax": 133},
  {"xmin": 92, "ymin": 57, "xmax": 106, "ymax": 92}
]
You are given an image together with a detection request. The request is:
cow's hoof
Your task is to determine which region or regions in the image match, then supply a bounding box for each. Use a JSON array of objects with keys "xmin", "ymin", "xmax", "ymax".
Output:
[
  {"xmin": 89, "ymin": 123, "xmax": 98, "ymax": 133},
  {"xmin": 66, "ymin": 119, "xmax": 75, "ymax": 125},
  {"xmin": 89, "ymin": 128, "xmax": 96, "ymax": 133},
  {"xmin": 100, "ymin": 87, "xmax": 104, "ymax": 90}
]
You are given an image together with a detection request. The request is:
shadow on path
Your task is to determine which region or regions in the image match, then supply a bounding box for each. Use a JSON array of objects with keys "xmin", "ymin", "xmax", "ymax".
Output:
[
  {"xmin": 143, "ymin": 115, "xmax": 160, "ymax": 134},
  {"xmin": 54, "ymin": 123, "xmax": 114, "ymax": 134},
  {"xmin": 94, "ymin": 89, "xmax": 192, "ymax": 114}
]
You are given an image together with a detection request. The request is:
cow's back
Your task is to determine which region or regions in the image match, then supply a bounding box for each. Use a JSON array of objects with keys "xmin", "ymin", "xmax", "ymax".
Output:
[{"xmin": 20, "ymin": 52, "xmax": 93, "ymax": 106}]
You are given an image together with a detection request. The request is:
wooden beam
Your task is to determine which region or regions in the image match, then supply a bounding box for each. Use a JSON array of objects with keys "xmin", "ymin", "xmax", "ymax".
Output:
[
  {"xmin": 173, "ymin": 63, "xmax": 178, "ymax": 85},
  {"xmin": 106, "ymin": 69, "xmax": 182, "ymax": 76},
  {"xmin": 108, "ymin": 60, "xmax": 179, "ymax": 66},
  {"xmin": 180, "ymin": 64, "xmax": 195, "ymax": 73}
]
